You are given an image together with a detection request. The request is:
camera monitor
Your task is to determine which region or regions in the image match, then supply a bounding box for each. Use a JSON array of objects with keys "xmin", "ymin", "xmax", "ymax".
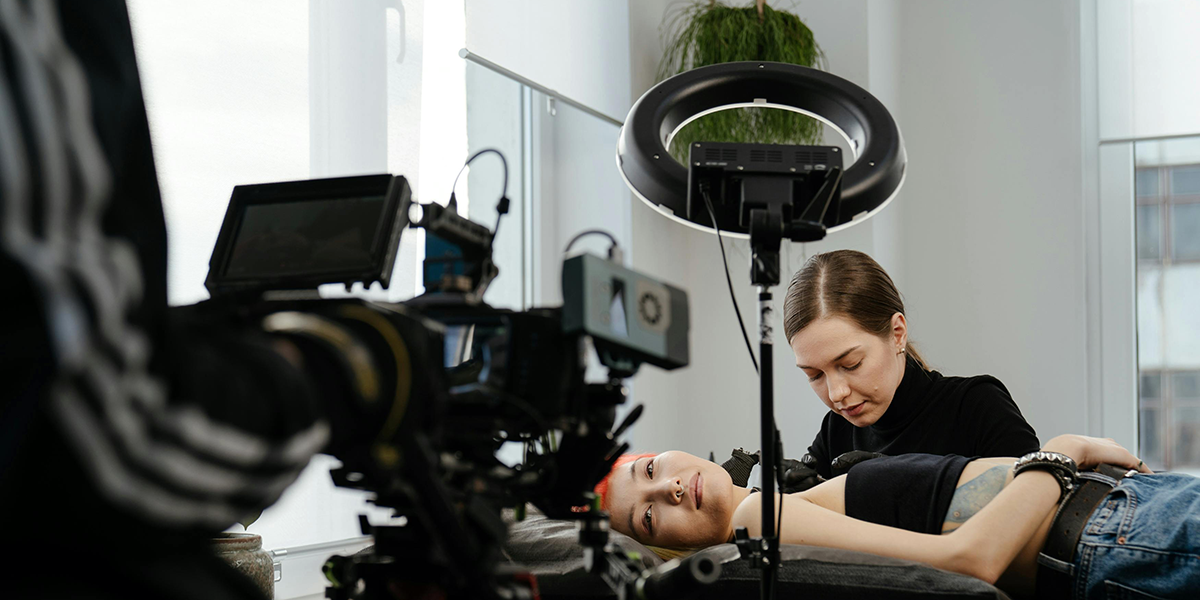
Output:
[{"xmin": 206, "ymin": 174, "xmax": 411, "ymax": 297}]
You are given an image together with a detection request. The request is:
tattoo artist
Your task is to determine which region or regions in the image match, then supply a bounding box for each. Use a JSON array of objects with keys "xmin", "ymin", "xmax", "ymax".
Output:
[{"xmin": 778, "ymin": 250, "xmax": 1041, "ymax": 490}]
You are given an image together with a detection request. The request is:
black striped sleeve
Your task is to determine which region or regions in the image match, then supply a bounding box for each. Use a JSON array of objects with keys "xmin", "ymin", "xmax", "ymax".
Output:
[{"xmin": 0, "ymin": 0, "xmax": 328, "ymax": 529}]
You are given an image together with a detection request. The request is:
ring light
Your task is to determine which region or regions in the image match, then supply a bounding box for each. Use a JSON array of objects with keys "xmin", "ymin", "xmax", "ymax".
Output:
[
  {"xmin": 614, "ymin": 61, "xmax": 908, "ymax": 600},
  {"xmin": 616, "ymin": 61, "xmax": 906, "ymax": 237}
]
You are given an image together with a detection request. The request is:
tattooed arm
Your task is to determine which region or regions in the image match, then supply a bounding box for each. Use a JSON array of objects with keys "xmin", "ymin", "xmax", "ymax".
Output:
[{"xmin": 941, "ymin": 458, "xmax": 1016, "ymax": 534}]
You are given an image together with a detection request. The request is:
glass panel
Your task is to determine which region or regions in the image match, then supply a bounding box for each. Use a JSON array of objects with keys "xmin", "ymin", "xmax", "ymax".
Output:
[
  {"xmin": 1171, "ymin": 203, "xmax": 1200, "ymax": 261},
  {"xmin": 1136, "ymin": 267, "xmax": 1163, "ymax": 368},
  {"xmin": 1137, "ymin": 205, "xmax": 1162, "ymax": 260},
  {"xmin": 1136, "ymin": 136, "xmax": 1200, "ymax": 470},
  {"xmin": 1172, "ymin": 404, "xmax": 1200, "ymax": 467},
  {"xmin": 1173, "ymin": 371, "xmax": 1200, "ymax": 400},
  {"xmin": 1140, "ymin": 371, "xmax": 1163, "ymax": 399},
  {"xmin": 1139, "ymin": 405, "xmax": 1164, "ymax": 470},
  {"xmin": 464, "ymin": 60, "xmax": 526, "ymax": 310},
  {"xmin": 1171, "ymin": 165, "xmax": 1200, "ymax": 196},
  {"xmin": 460, "ymin": 58, "xmax": 631, "ymax": 459},
  {"xmin": 1136, "ymin": 168, "xmax": 1160, "ymax": 198},
  {"xmin": 528, "ymin": 89, "xmax": 627, "ymax": 307}
]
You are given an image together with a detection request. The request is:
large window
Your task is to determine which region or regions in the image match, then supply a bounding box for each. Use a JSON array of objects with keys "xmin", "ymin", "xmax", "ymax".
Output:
[
  {"xmin": 128, "ymin": 1, "xmax": 312, "ymax": 306},
  {"xmin": 1136, "ymin": 138, "xmax": 1200, "ymax": 472},
  {"xmin": 129, "ymin": 2, "xmax": 468, "ymax": 597}
]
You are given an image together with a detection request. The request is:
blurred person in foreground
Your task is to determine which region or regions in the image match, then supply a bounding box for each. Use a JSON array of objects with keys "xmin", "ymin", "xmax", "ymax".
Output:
[{"xmin": 0, "ymin": 2, "xmax": 358, "ymax": 598}]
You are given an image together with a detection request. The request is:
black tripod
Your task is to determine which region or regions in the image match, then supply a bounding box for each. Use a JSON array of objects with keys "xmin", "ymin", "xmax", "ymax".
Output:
[{"xmin": 739, "ymin": 167, "xmax": 842, "ymax": 600}]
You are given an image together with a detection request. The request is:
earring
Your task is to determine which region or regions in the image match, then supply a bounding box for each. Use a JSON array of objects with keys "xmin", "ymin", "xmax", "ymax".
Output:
[{"xmin": 897, "ymin": 347, "xmax": 906, "ymax": 355}]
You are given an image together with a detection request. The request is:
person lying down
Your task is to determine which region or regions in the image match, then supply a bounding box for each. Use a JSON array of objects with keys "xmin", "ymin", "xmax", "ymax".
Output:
[{"xmin": 597, "ymin": 435, "xmax": 1200, "ymax": 599}]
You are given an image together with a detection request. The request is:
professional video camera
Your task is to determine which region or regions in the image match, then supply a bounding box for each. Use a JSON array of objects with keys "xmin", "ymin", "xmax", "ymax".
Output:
[{"xmin": 203, "ymin": 169, "xmax": 716, "ymax": 599}]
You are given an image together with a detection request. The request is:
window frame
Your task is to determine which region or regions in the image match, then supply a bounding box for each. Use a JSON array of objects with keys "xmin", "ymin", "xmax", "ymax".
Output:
[
  {"xmin": 1085, "ymin": 0, "xmax": 1200, "ymax": 459},
  {"xmin": 1136, "ymin": 165, "xmax": 1200, "ymax": 266}
]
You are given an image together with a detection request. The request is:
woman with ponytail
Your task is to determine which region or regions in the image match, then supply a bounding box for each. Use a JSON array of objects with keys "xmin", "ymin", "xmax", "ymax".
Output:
[{"xmin": 782, "ymin": 250, "xmax": 1039, "ymax": 481}]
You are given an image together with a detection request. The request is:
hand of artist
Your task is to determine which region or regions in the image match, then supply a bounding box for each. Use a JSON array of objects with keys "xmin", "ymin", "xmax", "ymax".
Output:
[
  {"xmin": 830, "ymin": 450, "xmax": 887, "ymax": 477},
  {"xmin": 780, "ymin": 457, "xmax": 824, "ymax": 493}
]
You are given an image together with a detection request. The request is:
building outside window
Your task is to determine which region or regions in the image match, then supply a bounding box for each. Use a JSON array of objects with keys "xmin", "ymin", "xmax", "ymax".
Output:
[{"xmin": 1136, "ymin": 137, "xmax": 1200, "ymax": 473}]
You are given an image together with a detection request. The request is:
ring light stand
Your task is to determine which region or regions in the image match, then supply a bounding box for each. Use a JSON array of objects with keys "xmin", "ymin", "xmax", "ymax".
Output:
[{"xmin": 617, "ymin": 61, "xmax": 906, "ymax": 600}]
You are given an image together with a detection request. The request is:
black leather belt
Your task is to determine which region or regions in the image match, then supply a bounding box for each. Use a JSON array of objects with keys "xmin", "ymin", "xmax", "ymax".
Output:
[{"xmin": 1036, "ymin": 464, "xmax": 1135, "ymax": 599}]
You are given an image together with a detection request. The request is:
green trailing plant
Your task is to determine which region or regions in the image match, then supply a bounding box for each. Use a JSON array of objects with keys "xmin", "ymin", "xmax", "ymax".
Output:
[
  {"xmin": 658, "ymin": 0, "xmax": 826, "ymax": 162},
  {"xmin": 238, "ymin": 507, "xmax": 263, "ymax": 530}
]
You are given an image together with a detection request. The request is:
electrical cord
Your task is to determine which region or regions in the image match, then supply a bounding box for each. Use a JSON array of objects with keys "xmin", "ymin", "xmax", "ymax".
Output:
[
  {"xmin": 698, "ymin": 184, "xmax": 781, "ymax": 595},
  {"xmin": 775, "ymin": 428, "xmax": 785, "ymax": 570},
  {"xmin": 561, "ymin": 229, "xmax": 623, "ymax": 307},
  {"xmin": 700, "ymin": 186, "xmax": 759, "ymax": 374},
  {"xmin": 450, "ymin": 148, "xmax": 511, "ymax": 243},
  {"xmin": 564, "ymin": 229, "xmax": 620, "ymax": 258},
  {"xmin": 699, "ymin": 185, "xmax": 779, "ymax": 595}
]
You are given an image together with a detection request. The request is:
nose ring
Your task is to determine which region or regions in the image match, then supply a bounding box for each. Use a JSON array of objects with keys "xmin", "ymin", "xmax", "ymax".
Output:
[{"xmin": 675, "ymin": 488, "xmax": 682, "ymax": 499}]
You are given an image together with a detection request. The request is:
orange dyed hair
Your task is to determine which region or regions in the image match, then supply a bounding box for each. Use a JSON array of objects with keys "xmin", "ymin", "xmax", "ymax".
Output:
[{"xmin": 595, "ymin": 453, "xmax": 655, "ymax": 510}]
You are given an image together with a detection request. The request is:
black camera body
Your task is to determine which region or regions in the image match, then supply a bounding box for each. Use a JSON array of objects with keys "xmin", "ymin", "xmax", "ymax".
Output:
[{"xmin": 205, "ymin": 173, "xmax": 693, "ymax": 598}]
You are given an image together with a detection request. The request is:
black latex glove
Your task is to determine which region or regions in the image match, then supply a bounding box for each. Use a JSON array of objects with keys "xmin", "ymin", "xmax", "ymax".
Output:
[
  {"xmin": 830, "ymin": 450, "xmax": 887, "ymax": 477},
  {"xmin": 719, "ymin": 448, "xmax": 760, "ymax": 488},
  {"xmin": 719, "ymin": 450, "xmax": 830, "ymax": 493},
  {"xmin": 779, "ymin": 454, "xmax": 826, "ymax": 493}
]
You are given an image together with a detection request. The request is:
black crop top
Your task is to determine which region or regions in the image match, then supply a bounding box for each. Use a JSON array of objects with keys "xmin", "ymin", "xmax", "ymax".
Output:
[{"xmin": 844, "ymin": 454, "xmax": 972, "ymax": 535}]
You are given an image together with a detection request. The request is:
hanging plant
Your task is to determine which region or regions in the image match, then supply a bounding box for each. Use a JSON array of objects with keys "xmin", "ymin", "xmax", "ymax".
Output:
[
  {"xmin": 658, "ymin": 0, "xmax": 826, "ymax": 162},
  {"xmin": 238, "ymin": 507, "xmax": 263, "ymax": 530}
]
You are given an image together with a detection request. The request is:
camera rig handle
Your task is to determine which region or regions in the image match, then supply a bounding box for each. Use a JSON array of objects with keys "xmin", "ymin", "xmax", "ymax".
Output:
[{"xmin": 578, "ymin": 506, "xmax": 721, "ymax": 600}]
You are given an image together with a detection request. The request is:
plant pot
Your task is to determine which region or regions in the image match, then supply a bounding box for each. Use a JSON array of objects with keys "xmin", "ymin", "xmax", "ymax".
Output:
[{"xmin": 211, "ymin": 532, "xmax": 274, "ymax": 599}]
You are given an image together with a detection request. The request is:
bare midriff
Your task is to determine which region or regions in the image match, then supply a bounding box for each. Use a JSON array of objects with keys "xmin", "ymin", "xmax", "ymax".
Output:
[{"xmin": 946, "ymin": 458, "xmax": 1056, "ymax": 598}]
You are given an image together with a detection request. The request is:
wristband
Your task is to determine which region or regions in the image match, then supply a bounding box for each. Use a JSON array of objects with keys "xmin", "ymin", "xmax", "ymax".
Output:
[{"xmin": 1012, "ymin": 451, "xmax": 1078, "ymax": 501}]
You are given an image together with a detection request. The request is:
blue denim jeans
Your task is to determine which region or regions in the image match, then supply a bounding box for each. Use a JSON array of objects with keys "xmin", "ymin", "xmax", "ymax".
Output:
[{"xmin": 1067, "ymin": 472, "xmax": 1200, "ymax": 599}]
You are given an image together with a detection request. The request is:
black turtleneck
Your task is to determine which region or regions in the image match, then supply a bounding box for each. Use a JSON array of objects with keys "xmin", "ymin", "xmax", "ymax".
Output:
[{"xmin": 804, "ymin": 357, "xmax": 1040, "ymax": 479}]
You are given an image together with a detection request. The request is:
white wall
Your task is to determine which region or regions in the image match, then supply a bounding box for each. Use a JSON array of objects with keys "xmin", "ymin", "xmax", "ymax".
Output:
[
  {"xmin": 625, "ymin": 0, "xmax": 1091, "ymax": 459},
  {"xmin": 889, "ymin": 1, "xmax": 1086, "ymax": 442},
  {"xmin": 465, "ymin": 0, "xmax": 631, "ymax": 123},
  {"xmin": 463, "ymin": 0, "xmax": 899, "ymax": 459},
  {"xmin": 461, "ymin": 0, "xmax": 1101, "ymax": 459},
  {"xmin": 628, "ymin": 0, "xmax": 904, "ymax": 459}
]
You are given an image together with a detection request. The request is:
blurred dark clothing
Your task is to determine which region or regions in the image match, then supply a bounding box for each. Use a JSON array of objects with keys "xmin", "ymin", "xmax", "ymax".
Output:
[
  {"xmin": 1, "ymin": 2, "xmax": 325, "ymax": 598},
  {"xmin": 805, "ymin": 357, "xmax": 1040, "ymax": 480}
]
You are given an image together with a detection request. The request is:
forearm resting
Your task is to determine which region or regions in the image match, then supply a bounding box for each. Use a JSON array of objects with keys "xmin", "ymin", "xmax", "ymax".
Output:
[
  {"xmin": 739, "ymin": 493, "xmax": 990, "ymax": 578},
  {"xmin": 945, "ymin": 470, "xmax": 1060, "ymax": 583}
]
